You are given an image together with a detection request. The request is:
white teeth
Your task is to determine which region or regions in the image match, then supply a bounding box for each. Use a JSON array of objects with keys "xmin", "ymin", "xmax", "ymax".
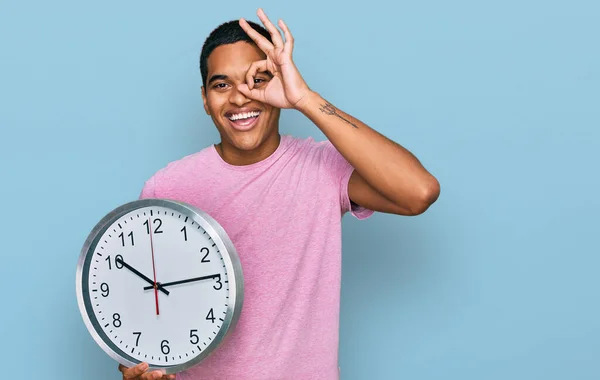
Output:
[{"xmin": 228, "ymin": 111, "xmax": 260, "ymax": 121}]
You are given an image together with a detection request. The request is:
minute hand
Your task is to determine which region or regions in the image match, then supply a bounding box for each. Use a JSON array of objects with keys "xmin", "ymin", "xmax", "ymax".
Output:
[{"xmin": 143, "ymin": 274, "xmax": 220, "ymax": 290}]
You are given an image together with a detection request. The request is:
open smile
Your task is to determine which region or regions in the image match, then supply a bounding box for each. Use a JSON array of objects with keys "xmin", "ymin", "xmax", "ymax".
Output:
[{"xmin": 225, "ymin": 110, "xmax": 262, "ymax": 131}]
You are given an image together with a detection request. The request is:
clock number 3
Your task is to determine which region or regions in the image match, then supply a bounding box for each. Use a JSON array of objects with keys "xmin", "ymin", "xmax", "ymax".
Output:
[{"xmin": 213, "ymin": 274, "xmax": 222, "ymax": 290}]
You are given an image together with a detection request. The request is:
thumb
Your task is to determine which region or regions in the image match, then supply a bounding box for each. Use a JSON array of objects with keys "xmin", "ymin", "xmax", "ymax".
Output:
[{"xmin": 237, "ymin": 83, "xmax": 263, "ymax": 102}]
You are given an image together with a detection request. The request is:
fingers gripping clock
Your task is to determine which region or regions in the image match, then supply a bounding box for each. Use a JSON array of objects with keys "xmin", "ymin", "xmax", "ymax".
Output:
[{"xmin": 76, "ymin": 199, "xmax": 244, "ymax": 375}]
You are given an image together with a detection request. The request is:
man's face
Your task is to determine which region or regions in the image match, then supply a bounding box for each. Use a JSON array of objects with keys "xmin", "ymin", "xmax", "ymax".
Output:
[{"xmin": 201, "ymin": 41, "xmax": 280, "ymax": 157}]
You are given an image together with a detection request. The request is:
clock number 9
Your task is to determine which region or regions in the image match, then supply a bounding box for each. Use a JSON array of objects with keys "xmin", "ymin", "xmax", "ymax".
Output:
[{"xmin": 100, "ymin": 283, "xmax": 109, "ymax": 297}]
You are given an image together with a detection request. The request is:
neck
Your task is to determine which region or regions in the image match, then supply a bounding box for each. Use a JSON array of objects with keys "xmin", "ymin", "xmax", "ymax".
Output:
[{"xmin": 215, "ymin": 134, "xmax": 281, "ymax": 166}]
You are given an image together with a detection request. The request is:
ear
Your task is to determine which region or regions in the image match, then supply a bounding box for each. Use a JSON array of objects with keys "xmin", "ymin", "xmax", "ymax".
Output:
[{"xmin": 201, "ymin": 86, "xmax": 210, "ymax": 115}]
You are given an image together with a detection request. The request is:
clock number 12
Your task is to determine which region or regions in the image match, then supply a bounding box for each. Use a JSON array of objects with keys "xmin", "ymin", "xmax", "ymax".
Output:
[{"xmin": 144, "ymin": 218, "xmax": 163, "ymax": 234}]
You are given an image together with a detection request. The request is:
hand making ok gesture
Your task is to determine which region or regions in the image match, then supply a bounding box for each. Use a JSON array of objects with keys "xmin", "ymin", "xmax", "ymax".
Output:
[{"xmin": 238, "ymin": 8, "xmax": 312, "ymax": 110}]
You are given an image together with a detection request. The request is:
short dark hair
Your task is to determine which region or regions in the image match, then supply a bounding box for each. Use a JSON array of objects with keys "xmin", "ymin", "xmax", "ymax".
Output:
[{"xmin": 199, "ymin": 20, "xmax": 272, "ymax": 88}]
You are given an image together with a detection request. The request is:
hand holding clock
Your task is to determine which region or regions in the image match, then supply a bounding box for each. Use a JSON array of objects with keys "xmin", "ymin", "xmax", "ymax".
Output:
[{"xmin": 119, "ymin": 362, "xmax": 175, "ymax": 380}]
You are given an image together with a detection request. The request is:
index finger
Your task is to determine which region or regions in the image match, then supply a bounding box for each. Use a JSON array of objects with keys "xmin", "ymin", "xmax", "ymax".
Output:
[
  {"xmin": 239, "ymin": 18, "xmax": 273, "ymax": 52},
  {"xmin": 256, "ymin": 8, "xmax": 284, "ymax": 48}
]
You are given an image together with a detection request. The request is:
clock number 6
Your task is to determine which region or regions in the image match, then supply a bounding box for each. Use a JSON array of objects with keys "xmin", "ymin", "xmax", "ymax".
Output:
[{"xmin": 161, "ymin": 340, "xmax": 170, "ymax": 355}]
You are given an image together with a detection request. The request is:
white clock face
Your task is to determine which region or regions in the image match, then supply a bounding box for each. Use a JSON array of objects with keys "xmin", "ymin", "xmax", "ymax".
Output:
[{"xmin": 77, "ymin": 201, "xmax": 242, "ymax": 371}]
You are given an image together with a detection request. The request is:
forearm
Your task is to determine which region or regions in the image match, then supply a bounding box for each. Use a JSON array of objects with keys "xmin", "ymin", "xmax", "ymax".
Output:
[{"xmin": 296, "ymin": 91, "xmax": 439, "ymax": 207}]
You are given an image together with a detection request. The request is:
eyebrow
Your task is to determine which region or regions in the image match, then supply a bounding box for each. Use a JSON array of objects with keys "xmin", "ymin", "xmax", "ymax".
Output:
[{"xmin": 208, "ymin": 74, "xmax": 228, "ymax": 85}]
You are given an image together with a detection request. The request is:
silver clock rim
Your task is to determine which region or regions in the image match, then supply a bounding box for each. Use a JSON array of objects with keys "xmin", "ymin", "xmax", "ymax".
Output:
[{"xmin": 75, "ymin": 198, "xmax": 244, "ymax": 375}]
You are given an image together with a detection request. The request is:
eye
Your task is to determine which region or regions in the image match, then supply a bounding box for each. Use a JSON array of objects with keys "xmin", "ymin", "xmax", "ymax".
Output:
[
  {"xmin": 212, "ymin": 83, "xmax": 229, "ymax": 90},
  {"xmin": 253, "ymin": 77, "xmax": 268, "ymax": 86}
]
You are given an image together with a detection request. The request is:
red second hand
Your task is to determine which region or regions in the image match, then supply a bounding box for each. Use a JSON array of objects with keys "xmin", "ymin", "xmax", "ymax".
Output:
[{"xmin": 149, "ymin": 217, "xmax": 159, "ymax": 316}]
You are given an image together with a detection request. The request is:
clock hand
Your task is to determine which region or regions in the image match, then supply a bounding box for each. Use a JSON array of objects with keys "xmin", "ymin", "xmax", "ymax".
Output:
[
  {"xmin": 148, "ymin": 217, "xmax": 160, "ymax": 316},
  {"xmin": 143, "ymin": 274, "xmax": 221, "ymax": 290},
  {"xmin": 115, "ymin": 256, "xmax": 170, "ymax": 296}
]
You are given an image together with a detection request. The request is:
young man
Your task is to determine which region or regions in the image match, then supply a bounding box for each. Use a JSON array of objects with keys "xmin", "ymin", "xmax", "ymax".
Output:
[{"xmin": 119, "ymin": 8, "xmax": 440, "ymax": 380}]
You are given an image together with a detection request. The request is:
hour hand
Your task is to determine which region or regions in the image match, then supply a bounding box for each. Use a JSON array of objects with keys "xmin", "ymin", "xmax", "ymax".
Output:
[
  {"xmin": 143, "ymin": 274, "xmax": 220, "ymax": 290},
  {"xmin": 116, "ymin": 257, "xmax": 170, "ymax": 295}
]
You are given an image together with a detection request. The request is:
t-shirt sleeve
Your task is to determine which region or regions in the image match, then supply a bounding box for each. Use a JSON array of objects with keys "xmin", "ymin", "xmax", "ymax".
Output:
[{"xmin": 320, "ymin": 140, "xmax": 374, "ymax": 220}]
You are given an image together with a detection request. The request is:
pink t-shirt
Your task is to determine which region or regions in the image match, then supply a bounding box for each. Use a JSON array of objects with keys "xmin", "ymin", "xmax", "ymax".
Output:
[{"xmin": 139, "ymin": 134, "xmax": 373, "ymax": 379}]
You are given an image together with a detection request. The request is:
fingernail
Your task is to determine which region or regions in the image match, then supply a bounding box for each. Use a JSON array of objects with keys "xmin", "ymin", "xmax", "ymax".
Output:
[{"xmin": 140, "ymin": 363, "xmax": 149, "ymax": 370}]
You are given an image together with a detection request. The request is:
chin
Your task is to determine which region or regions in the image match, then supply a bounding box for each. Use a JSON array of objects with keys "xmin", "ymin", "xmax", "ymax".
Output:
[
  {"xmin": 222, "ymin": 119, "xmax": 276, "ymax": 150},
  {"xmin": 228, "ymin": 133, "xmax": 269, "ymax": 151}
]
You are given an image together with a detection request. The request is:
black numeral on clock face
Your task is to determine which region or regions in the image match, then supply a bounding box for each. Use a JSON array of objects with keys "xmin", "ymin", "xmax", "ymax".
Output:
[
  {"xmin": 161, "ymin": 340, "xmax": 170, "ymax": 354},
  {"xmin": 144, "ymin": 218, "xmax": 163, "ymax": 234},
  {"xmin": 105, "ymin": 254, "xmax": 124, "ymax": 270},
  {"xmin": 206, "ymin": 308, "xmax": 215, "ymax": 323},
  {"xmin": 133, "ymin": 332, "xmax": 141, "ymax": 346},
  {"xmin": 119, "ymin": 231, "xmax": 134, "ymax": 246},
  {"xmin": 201, "ymin": 247, "xmax": 210, "ymax": 263},
  {"xmin": 190, "ymin": 330, "xmax": 199, "ymax": 344},
  {"xmin": 213, "ymin": 274, "xmax": 222, "ymax": 290},
  {"xmin": 181, "ymin": 226, "xmax": 187, "ymax": 241},
  {"xmin": 113, "ymin": 313, "xmax": 121, "ymax": 328},
  {"xmin": 100, "ymin": 283, "xmax": 109, "ymax": 297}
]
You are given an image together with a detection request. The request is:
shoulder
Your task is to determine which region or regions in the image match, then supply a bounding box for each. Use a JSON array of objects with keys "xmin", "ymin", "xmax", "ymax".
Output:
[
  {"xmin": 159, "ymin": 148, "xmax": 212, "ymax": 178},
  {"xmin": 281, "ymin": 134, "xmax": 336, "ymax": 162},
  {"xmin": 139, "ymin": 146, "xmax": 215, "ymax": 198},
  {"xmin": 280, "ymin": 135, "xmax": 352, "ymax": 187}
]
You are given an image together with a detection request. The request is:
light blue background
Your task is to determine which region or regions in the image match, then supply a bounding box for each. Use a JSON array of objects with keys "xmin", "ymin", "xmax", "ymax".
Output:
[{"xmin": 1, "ymin": 0, "xmax": 598, "ymax": 379}]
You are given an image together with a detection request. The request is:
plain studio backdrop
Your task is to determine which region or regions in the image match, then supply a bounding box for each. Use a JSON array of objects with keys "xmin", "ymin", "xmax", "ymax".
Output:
[{"xmin": 1, "ymin": 0, "xmax": 598, "ymax": 379}]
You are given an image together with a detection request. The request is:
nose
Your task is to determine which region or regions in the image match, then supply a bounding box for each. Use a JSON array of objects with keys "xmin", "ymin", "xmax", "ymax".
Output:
[{"xmin": 229, "ymin": 85, "xmax": 251, "ymax": 107}]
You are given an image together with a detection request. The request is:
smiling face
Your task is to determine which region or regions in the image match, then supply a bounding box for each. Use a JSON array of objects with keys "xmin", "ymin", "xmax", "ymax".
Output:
[{"xmin": 201, "ymin": 41, "xmax": 281, "ymax": 165}]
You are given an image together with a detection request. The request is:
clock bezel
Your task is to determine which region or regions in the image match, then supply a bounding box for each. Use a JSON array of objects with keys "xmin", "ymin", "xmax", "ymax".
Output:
[{"xmin": 75, "ymin": 198, "xmax": 244, "ymax": 375}]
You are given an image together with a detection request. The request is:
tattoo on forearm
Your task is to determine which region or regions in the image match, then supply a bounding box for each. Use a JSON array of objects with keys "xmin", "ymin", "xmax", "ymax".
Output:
[{"xmin": 319, "ymin": 103, "xmax": 358, "ymax": 128}]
